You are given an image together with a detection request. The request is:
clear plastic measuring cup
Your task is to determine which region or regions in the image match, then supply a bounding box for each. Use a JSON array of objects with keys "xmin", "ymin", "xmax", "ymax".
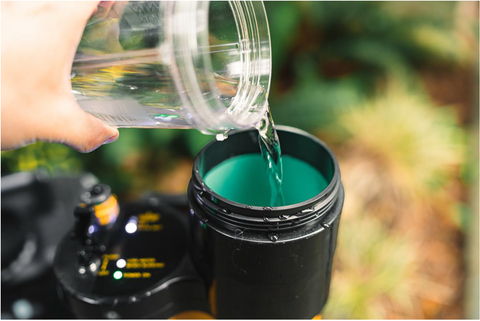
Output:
[{"xmin": 71, "ymin": 1, "xmax": 271, "ymax": 136}]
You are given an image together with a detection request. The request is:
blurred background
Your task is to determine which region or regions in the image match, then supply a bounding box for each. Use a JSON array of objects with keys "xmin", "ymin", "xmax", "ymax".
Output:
[{"xmin": 2, "ymin": 1, "xmax": 479, "ymax": 319}]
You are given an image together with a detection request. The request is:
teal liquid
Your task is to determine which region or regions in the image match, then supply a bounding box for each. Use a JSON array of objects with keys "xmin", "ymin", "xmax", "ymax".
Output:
[{"xmin": 204, "ymin": 154, "xmax": 329, "ymax": 207}]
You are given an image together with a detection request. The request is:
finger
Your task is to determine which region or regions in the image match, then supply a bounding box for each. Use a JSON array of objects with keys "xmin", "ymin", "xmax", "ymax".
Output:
[
  {"xmin": 57, "ymin": 1, "xmax": 101, "ymax": 24},
  {"xmin": 40, "ymin": 98, "xmax": 119, "ymax": 153}
]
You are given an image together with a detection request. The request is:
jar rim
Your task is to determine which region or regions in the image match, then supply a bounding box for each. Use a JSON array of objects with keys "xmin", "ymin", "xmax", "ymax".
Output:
[{"xmin": 190, "ymin": 126, "xmax": 343, "ymax": 219}]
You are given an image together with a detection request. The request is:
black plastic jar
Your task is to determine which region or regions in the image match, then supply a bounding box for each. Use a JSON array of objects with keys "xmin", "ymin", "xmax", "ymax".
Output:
[{"xmin": 188, "ymin": 126, "xmax": 344, "ymax": 319}]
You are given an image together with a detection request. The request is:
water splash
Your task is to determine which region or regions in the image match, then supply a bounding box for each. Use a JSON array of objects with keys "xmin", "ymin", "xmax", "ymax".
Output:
[{"xmin": 256, "ymin": 106, "xmax": 285, "ymax": 207}]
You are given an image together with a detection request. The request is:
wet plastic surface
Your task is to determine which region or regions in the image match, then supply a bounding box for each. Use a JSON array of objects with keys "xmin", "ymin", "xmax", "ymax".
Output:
[
  {"xmin": 188, "ymin": 126, "xmax": 344, "ymax": 318},
  {"xmin": 54, "ymin": 192, "xmax": 209, "ymax": 319}
]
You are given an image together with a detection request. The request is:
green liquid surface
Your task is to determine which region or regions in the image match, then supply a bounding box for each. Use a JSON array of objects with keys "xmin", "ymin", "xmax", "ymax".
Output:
[{"xmin": 204, "ymin": 154, "xmax": 329, "ymax": 207}]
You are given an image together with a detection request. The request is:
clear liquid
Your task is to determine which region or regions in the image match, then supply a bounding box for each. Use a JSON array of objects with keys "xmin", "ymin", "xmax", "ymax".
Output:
[
  {"xmin": 71, "ymin": 44, "xmax": 241, "ymax": 128},
  {"xmin": 256, "ymin": 107, "xmax": 285, "ymax": 207},
  {"xmin": 72, "ymin": 60, "xmax": 191, "ymax": 128}
]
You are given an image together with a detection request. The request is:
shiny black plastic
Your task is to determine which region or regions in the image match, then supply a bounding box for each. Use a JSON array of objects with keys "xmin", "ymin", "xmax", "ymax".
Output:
[
  {"xmin": 54, "ymin": 192, "xmax": 210, "ymax": 319},
  {"xmin": 188, "ymin": 126, "xmax": 344, "ymax": 319}
]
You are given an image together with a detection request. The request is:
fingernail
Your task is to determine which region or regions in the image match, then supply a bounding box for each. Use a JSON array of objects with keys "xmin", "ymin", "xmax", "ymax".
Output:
[{"xmin": 103, "ymin": 135, "xmax": 118, "ymax": 145}]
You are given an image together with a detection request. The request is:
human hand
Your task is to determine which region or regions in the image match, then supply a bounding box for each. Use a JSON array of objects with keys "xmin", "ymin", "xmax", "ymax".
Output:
[{"xmin": 1, "ymin": 1, "xmax": 119, "ymax": 153}]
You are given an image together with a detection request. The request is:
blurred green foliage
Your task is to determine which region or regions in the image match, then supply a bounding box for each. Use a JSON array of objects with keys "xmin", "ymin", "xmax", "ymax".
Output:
[
  {"xmin": 319, "ymin": 83, "xmax": 471, "ymax": 318},
  {"xmin": 2, "ymin": 142, "xmax": 83, "ymax": 174},
  {"xmin": 322, "ymin": 214, "xmax": 417, "ymax": 319},
  {"xmin": 266, "ymin": 1, "xmax": 474, "ymax": 130},
  {"xmin": 333, "ymin": 83, "xmax": 467, "ymax": 200}
]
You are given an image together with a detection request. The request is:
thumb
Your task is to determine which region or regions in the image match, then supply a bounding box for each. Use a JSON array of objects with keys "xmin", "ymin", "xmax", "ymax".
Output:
[{"xmin": 41, "ymin": 98, "xmax": 119, "ymax": 153}]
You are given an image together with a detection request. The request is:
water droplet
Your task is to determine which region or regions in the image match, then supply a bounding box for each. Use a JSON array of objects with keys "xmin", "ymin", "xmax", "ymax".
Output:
[
  {"xmin": 12, "ymin": 299, "xmax": 34, "ymax": 319},
  {"xmin": 78, "ymin": 266, "xmax": 86, "ymax": 274},
  {"xmin": 105, "ymin": 311, "xmax": 120, "ymax": 319},
  {"xmin": 129, "ymin": 296, "xmax": 137, "ymax": 303},
  {"xmin": 146, "ymin": 291, "xmax": 151, "ymax": 297},
  {"xmin": 221, "ymin": 208, "xmax": 231, "ymax": 214},
  {"xmin": 263, "ymin": 217, "xmax": 270, "ymax": 222},
  {"xmin": 148, "ymin": 197, "xmax": 160, "ymax": 207},
  {"xmin": 263, "ymin": 206, "xmax": 273, "ymax": 211},
  {"xmin": 268, "ymin": 233, "xmax": 278, "ymax": 242},
  {"xmin": 278, "ymin": 215, "xmax": 289, "ymax": 220},
  {"xmin": 298, "ymin": 208, "xmax": 314, "ymax": 216},
  {"xmin": 216, "ymin": 132, "xmax": 228, "ymax": 141}
]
